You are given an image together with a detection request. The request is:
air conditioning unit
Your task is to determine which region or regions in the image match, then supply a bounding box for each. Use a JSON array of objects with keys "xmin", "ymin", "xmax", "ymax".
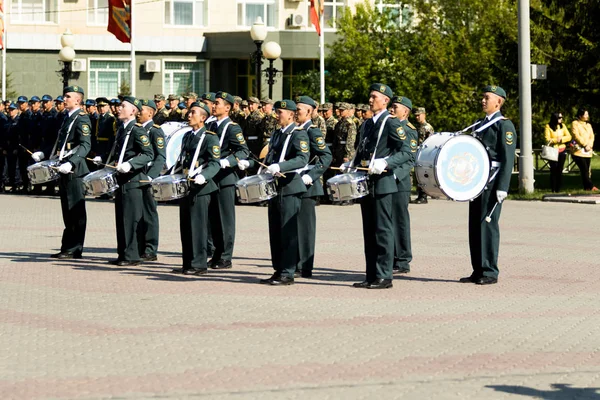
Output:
[
  {"xmin": 287, "ymin": 13, "xmax": 305, "ymax": 28},
  {"xmin": 72, "ymin": 59, "xmax": 87, "ymax": 72},
  {"xmin": 145, "ymin": 59, "xmax": 161, "ymax": 73}
]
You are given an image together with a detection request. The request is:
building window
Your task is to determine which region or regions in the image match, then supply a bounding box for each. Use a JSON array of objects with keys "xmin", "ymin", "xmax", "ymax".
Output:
[
  {"xmin": 89, "ymin": 60, "xmax": 131, "ymax": 98},
  {"xmin": 237, "ymin": 0, "xmax": 276, "ymax": 28},
  {"xmin": 375, "ymin": 0, "xmax": 411, "ymax": 27},
  {"xmin": 87, "ymin": 0, "xmax": 109, "ymax": 26},
  {"xmin": 320, "ymin": 0, "xmax": 344, "ymax": 30},
  {"xmin": 165, "ymin": 0, "xmax": 207, "ymax": 26},
  {"xmin": 163, "ymin": 61, "xmax": 207, "ymax": 95},
  {"xmin": 282, "ymin": 59, "xmax": 318, "ymax": 99},
  {"xmin": 10, "ymin": 0, "xmax": 58, "ymax": 24}
]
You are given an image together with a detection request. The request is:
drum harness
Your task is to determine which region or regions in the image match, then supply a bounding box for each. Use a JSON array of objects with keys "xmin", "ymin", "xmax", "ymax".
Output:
[
  {"xmin": 259, "ymin": 125, "xmax": 315, "ymax": 177},
  {"xmin": 170, "ymin": 128, "xmax": 208, "ymax": 178},
  {"xmin": 349, "ymin": 115, "xmax": 391, "ymax": 172},
  {"xmin": 50, "ymin": 113, "xmax": 80, "ymax": 162},
  {"xmin": 462, "ymin": 115, "xmax": 506, "ymax": 183}
]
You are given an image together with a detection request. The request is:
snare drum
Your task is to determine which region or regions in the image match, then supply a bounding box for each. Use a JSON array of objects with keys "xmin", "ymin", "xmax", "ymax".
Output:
[
  {"xmin": 27, "ymin": 160, "xmax": 61, "ymax": 184},
  {"xmin": 326, "ymin": 172, "xmax": 369, "ymax": 202},
  {"xmin": 235, "ymin": 174, "xmax": 277, "ymax": 203},
  {"xmin": 83, "ymin": 168, "xmax": 119, "ymax": 196},
  {"xmin": 415, "ymin": 133, "xmax": 490, "ymax": 202},
  {"xmin": 151, "ymin": 174, "xmax": 189, "ymax": 201}
]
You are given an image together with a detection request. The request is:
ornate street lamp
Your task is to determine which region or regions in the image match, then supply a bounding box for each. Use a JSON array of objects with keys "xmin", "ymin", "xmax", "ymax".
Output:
[
  {"xmin": 250, "ymin": 17, "xmax": 267, "ymax": 98},
  {"xmin": 263, "ymin": 41, "xmax": 281, "ymax": 100},
  {"xmin": 58, "ymin": 29, "xmax": 76, "ymax": 89}
]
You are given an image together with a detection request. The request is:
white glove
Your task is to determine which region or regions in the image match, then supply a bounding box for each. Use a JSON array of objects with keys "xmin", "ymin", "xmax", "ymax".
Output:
[
  {"xmin": 219, "ymin": 159, "xmax": 230, "ymax": 169},
  {"xmin": 238, "ymin": 159, "xmax": 250, "ymax": 171},
  {"xmin": 369, "ymin": 158, "xmax": 388, "ymax": 175},
  {"xmin": 339, "ymin": 161, "xmax": 352, "ymax": 173},
  {"xmin": 58, "ymin": 162, "xmax": 73, "ymax": 174},
  {"xmin": 116, "ymin": 162, "xmax": 132, "ymax": 173},
  {"xmin": 194, "ymin": 174, "xmax": 206, "ymax": 185},
  {"xmin": 302, "ymin": 175, "xmax": 313, "ymax": 185},
  {"xmin": 497, "ymin": 190, "xmax": 508, "ymax": 203},
  {"xmin": 31, "ymin": 151, "xmax": 44, "ymax": 162},
  {"xmin": 266, "ymin": 163, "xmax": 280, "ymax": 175},
  {"xmin": 92, "ymin": 156, "xmax": 102, "ymax": 165}
]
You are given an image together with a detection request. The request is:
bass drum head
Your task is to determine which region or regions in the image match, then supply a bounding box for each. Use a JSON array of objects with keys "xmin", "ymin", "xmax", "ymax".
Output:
[
  {"xmin": 164, "ymin": 124, "xmax": 192, "ymax": 170},
  {"xmin": 434, "ymin": 135, "xmax": 490, "ymax": 202}
]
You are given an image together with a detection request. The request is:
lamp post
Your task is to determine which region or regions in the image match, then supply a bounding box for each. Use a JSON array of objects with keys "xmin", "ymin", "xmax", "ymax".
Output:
[
  {"xmin": 250, "ymin": 17, "xmax": 267, "ymax": 99},
  {"xmin": 58, "ymin": 29, "xmax": 76, "ymax": 89},
  {"xmin": 263, "ymin": 41, "xmax": 281, "ymax": 99}
]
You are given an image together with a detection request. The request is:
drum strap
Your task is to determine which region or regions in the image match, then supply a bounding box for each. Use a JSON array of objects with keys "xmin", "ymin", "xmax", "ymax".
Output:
[
  {"xmin": 219, "ymin": 122, "xmax": 232, "ymax": 148},
  {"xmin": 349, "ymin": 115, "xmax": 389, "ymax": 169},
  {"xmin": 108, "ymin": 123, "xmax": 135, "ymax": 166},
  {"xmin": 464, "ymin": 115, "xmax": 506, "ymax": 135},
  {"xmin": 50, "ymin": 114, "xmax": 79, "ymax": 161},
  {"xmin": 188, "ymin": 132, "xmax": 207, "ymax": 177}
]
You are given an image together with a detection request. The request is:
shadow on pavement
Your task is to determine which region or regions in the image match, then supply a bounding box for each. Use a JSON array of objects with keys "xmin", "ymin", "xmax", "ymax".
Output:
[
  {"xmin": 486, "ymin": 384, "xmax": 600, "ymax": 399},
  {"xmin": 0, "ymin": 251, "xmax": 59, "ymax": 263},
  {"xmin": 396, "ymin": 275, "xmax": 460, "ymax": 284}
]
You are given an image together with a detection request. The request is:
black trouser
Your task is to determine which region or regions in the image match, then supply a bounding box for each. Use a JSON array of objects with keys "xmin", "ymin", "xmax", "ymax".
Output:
[
  {"xmin": 573, "ymin": 155, "xmax": 594, "ymax": 190},
  {"xmin": 18, "ymin": 152, "xmax": 30, "ymax": 190},
  {"xmin": 6, "ymin": 152, "xmax": 19, "ymax": 188},
  {"xmin": 58, "ymin": 175, "xmax": 87, "ymax": 254},
  {"xmin": 140, "ymin": 185, "xmax": 160, "ymax": 256},
  {"xmin": 180, "ymin": 192, "xmax": 211, "ymax": 269},
  {"xmin": 393, "ymin": 190, "xmax": 412, "ymax": 270},
  {"xmin": 360, "ymin": 192, "xmax": 394, "ymax": 281},
  {"xmin": 468, "ymin": 188, "xmax": 502, "ymax": 279},
  {"xmin": 297, "ymin": 197, "xmax": 317, "ymax": 273},
  {"xmin": 549, "ymin": 151, "xmax": 567, "ymax": 193},
  {"xmin": 208, "ymin": 185, "xmax": 236, "ymax": 261},
  {"xmin": 114, "ymin": 185, "xmax": 144, "ymax": 262},
  {"xmin": 0, "ymin": 151, "xmax": 6, "ymax": 187},
  {"xmin": 268, "ymin": 193, "xmax": 302, "ymax": 279}
]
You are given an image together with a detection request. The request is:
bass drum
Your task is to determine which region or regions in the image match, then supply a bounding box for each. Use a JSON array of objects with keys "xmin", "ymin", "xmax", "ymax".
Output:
[
  {"xmin": 161, "ymin": 122, "xmax": 193, "ymax": 170},
  {"xmin": 415, "ymin": 133, "xmax": 490, "ymax": 202}
]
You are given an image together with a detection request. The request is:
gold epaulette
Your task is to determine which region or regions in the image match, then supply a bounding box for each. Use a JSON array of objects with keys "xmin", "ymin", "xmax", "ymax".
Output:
[
  {"xmin": 153, "ymin": 124, "xmax": 161, "ymax": 128},
  {"xmin": 231, "ymin": 122, "xmax": 238, "ymax": 125},
  {"xmin": 310, "ymin": 124, "xmax": 318, "ymax": 129},
  {"xmin": 79, "ymin": 112, "xmax": 86, "ymax": 116},
  {"xmin": 389, "ymin": 115, "xmax": 397, "ymax": 119},
  {"xmin": 206, "ymin": 130, "xmax": 217, "ymax": 135},
  {"xmin": 135, "ymin": 123, "xmax": 143, "ymax": 126},
  {"xmin": 407, "ymin": 122, "xmax": 416, "ymax": 129}
]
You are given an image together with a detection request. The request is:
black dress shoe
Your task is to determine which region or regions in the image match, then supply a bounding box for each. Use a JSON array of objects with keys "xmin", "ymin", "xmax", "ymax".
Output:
[
  {"xmin": 367, "ymin": 279, "xmax": 393, "ymax": 289},
  {"xmin": 294, "ymin": 271, "xmax": 301, "ymax": 278},
  {"xmin": 141, "ymin": 253, "xmax": 158, "ymax": 261},
  {"xmin": 410, "ymin": 197, "xmax": 428, "ymax": 204},
  {"xmin": 353, "ymin": 280, "xmax": 371, "ymax": 288},
  {"xmin": 459, "ymin": 275, "xmax": 478, "ymax": 283},
  {"xmin": 475, "ymin": 276, "xmax": 498, "ymax": 285},
  {"xmin": 52, "ymin": 251, "xmax": 82, "ymax": 259},
  {"xmin": 259, "ymin": 273, "xmax": 281, "ymax": 284},
  {"xmin": 181, "ymin": 268, "xmax": 208, "ymax": 275},
  {"xmin": 269, "ymin": 276, "xmax": 294, "ymax": 286},
  {"xmin": 210, "ymin": 259, "xmax": 232, "ymax": 270},
  {"xmin": 116, "ymin": 260, "xmax": 140, "ymax": 266},
  {"xmin": 393, "ymin": 266, "xmax": 410, "ymax": 274},
  {"xmin": 301, "ymin": 271, "xmax": 312, "ymax": 278}
]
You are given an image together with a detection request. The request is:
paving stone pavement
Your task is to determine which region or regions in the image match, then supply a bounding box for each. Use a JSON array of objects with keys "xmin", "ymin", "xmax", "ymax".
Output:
[{"xmin": 1, "ymin": 194, "xmax": 599, "ymax": 400}]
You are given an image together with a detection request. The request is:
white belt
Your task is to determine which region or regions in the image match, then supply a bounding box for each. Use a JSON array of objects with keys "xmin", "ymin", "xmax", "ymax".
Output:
[
  {"xmin": 248, "ymin": 136, "xmax": 258, "ymax": 140},
  {"xmin": 491, "ymin": 161, "xmax": 501, "ymax": 168},
  {"xmin": 293, "ymin": 165, "xmax": 316, "ymax": 174},
  {"xmin": 339, "ymin": 141, "xmax": 346, "ymax": 144}
]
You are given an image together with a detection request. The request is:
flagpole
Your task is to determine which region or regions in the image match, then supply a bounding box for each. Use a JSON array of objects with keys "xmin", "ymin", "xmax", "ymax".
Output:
[
  {"xmin": 2, "ymin": 2, "xmax": 6, "ymax": 101},
  {"xmin": 319, "ymin": 12, "xmax": 325, "ymax": 104},
  {"xmin": 130, "ymin": 0, "xmax": 136, "ymax": 96}
]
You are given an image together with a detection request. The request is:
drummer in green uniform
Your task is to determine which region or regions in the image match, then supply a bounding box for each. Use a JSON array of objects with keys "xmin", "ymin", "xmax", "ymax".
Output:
[
  {"xmin": 30, "ymin": 86, "xmax": 92, "ymax": 258},
  {"xmin": 294, "ymin": 96, "xmax": 332, "ymax": 278},
  {"xmin": 137, "ymin": 99, "xmax": 166, "ymax": 262},
  {"xmin": 171, "ymin": 102, "xmax": 221, "ymax": 275},
  {"xmin": 461, "ymin": 85, "xmax": 516, "ymax": 285},
  {"xmin": 108, "ymin": 96, "xmax": 154, "ymax": 266},
  {"xmin": 342, "ymin": 83, "xmax": 416, "ymax": 289}
]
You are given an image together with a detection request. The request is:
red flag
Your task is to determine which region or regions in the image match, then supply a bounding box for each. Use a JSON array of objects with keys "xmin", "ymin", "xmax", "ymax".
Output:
[
  {"xmin": 108, "ymin": 0, "xmax": 131, "ymax": 43},
  {"xmin": 310, "ymin": 0, "xmax": 323, "ymax": 36},
  {"xmin": 0, "ymin": 0, "xmax": 5, "ymax": 49}
]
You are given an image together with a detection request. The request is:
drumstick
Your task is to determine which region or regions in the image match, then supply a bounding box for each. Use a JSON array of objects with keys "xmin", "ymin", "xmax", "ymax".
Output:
[
  {"xmin": 18, "ymin": 144, "xmax": 33, "ymax": 155},
  {"xmin": 86, "ymin": 157, "xmax": 118, "ymax": 169},
  {"xmin": 330, "ymin": 166, "xmax": 388, "ymax": 173},
  {"xmin": 48, "ymin": 165, "xmax": 74, "ymax": 174},
  {"xmin": 249, "ymin": 155, "xmax": 287, "ymax": 178},
  {"xmin": 485, "ymin": 202, "xmax": 499, "ymax": 223}
]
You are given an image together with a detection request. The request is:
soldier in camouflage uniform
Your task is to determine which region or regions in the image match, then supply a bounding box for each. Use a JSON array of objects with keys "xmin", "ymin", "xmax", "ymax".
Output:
[
  {"xmin": 153, "ymin": 94, "xmax": 169, "ymax": 125},
  {"xmin": 411, "ymin": 107, "xmax": 435, "ymax": 204},
  {"xmin": 311, "ymin": 103, "xmax": 327, "ymax": 138},
  {"xmin": 245, "ymin": 97, "xmax": 264, "ymax": 157},
  {"xmin": 166, "ymin": 94, "xmax": 182, "ymax": 122},
  {"xmin": 259, "ymin": 98, "xmax": 278, "ymax": 147},
  {"xmin": 332, "ymin": 102, "xmax": 357, "ymax": 166},
  {"xmin": 229, "ymin": 96, "xmax": 247, "ymax": 131}
]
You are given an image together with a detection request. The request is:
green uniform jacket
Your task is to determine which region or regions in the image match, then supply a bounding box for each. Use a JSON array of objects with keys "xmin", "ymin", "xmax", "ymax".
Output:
[
  {"xmin": 265, "ymin": 124, "xmax": 310, "ymax": 196},
  {"xmin": 113, "ymin": 120, "xmax": 154, "ymax": 188},
  {"xmin": 180, "ymin": 127, "xmax": 221, "ymax": 196},
  {"xmin": 208, "ymin": 117, "xmax": 250, "ymax": 188},
  {"xmin": 472, "ymin": 111, "xmax": 517, "ymax": 192},
  {"xmin": 392, "ymin": 119, "xmax": 419, "ymax": 192},
  {"xmin": 143, "ymin": 122, "xmax": 166, "ymax": 179},
  {"xmin": 56, "ymin": 110, "xmax": 92, "ymax": 178},
  {"xmin": 354, "ymin": 111, "xmax": 415, "ymax": 196},
  {"xmin": 300, "ymin": 120, "xmax": 332, "ymax": 198}
]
